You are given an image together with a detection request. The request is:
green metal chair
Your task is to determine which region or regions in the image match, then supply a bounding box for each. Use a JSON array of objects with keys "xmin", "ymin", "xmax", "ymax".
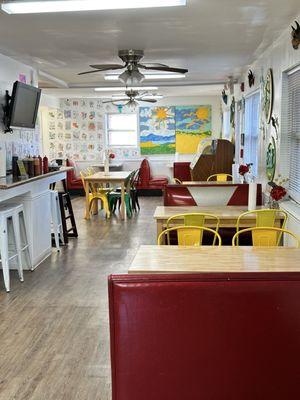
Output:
[{"xmin": 108, "ymin": 171, "xmax": 136, "ymax": 218}]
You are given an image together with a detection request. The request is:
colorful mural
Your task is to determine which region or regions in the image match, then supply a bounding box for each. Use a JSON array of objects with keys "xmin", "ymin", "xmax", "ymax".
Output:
[
  {"xmin": 175, "ymin": 105, "xmax": 212, "ymax": 154},
  {"xmin": 139, "ymin": 107, "xmax": 176, "ymax": 154}
]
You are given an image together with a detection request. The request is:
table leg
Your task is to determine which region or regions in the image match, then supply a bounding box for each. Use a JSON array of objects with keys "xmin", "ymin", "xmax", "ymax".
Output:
[
  {"xmin": 85, "ymin": 181, "xmax": 90, "ymax": 220},
  {"xmin": 156, "ymin": 221, "xmax": 164, "ymax": 242},
  {"xmin": 121, "ymin": 182, "xmax": 125, "ymax": 220}
]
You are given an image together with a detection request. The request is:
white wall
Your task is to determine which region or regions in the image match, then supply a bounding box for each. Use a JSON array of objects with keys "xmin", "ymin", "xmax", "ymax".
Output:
[
  {"xmin": 236, "ymin": 13, "xmax": 300, "ymax": 185},
  {"xmin": 40, "ymin": 94, "xmax": 221, "ymax": 178},
  {"xmin": 0, "ymin": 53, "xmax": 40, "ymax": 170}
]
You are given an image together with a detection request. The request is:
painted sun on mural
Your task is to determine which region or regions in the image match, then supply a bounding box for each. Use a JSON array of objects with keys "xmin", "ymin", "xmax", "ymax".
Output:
[{"xmin": 175, "ymin": 105, "xmax": 212, "ymax": 154}]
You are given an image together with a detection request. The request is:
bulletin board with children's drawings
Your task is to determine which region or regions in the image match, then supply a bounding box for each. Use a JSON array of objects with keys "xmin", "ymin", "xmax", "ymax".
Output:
[
  {"xmin": 47, "ymin": 98, "xmax": 104, "ymax": 161},
  {"xmin": 4, "ymin": 129, "xmax": 41, "ymax": 170}
]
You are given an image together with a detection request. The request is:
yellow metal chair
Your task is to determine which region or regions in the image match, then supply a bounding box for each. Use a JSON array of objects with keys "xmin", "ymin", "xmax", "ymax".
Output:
[
  {"xmin": 207, "ymin": 174, "xmax": 233, "ymax": 182},
  {"xmin": 236, "ymin": 209, "xmax": 288, "ymax": 245},
  {"xmin": 232, "ymin": 227, "xmax": 300, "ymax": 247},
  {"xmin": 166, "ymin": 213, "xmax": 220, "ymax": 245},
  {"xmin": 173, "ymin": 178, "xmax": 182, "ymax": 184},
  {"xmin": 158, "ymin": 226, "xmax": 222, "ymax": 247},
  {"xmin": 80, "ymin": 169, "xmax": 111, "ymax": 218}
]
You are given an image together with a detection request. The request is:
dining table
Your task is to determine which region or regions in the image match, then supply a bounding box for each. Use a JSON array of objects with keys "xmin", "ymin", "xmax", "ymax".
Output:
[
  {"xmin": 83, "ymin": 171, "xmax": 133, "ymax": 220},
  {"xmin": 181, "ymin": 181, "xmax": 235, "ymax": 185},
  {"xmin": 129, "ymin": 245, "xmax": 300, "ymax": 274},
  {"xmin": 153, "ymin": 205, "xmax": 284, "ymax": 239}
]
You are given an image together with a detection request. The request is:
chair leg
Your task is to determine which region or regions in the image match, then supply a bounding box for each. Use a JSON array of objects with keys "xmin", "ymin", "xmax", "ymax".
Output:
[
  {"xmin": 125, "ymin": 197, "xmax": 132, "ymax": 218},
  {"xmin": 0, "ymin": 218, "xmax": 10, "ymax": 292},
  {"xmin": 19, "ymin": 211, "xmax": 33, "ymax": 270},
  {"xmin": 130, "ymin": 191, "xmax": 136, "ymax": 212},
  {"xmin": 135, "ymin": 192, "xmax": 140, "ymax": 210},
  {"xmin": 102, "ymin": 197, "xmax": 110, "ymax": 219},
  {"xmin": 12, "ymin": 213, "xmax": 24, "ymax": 281}
]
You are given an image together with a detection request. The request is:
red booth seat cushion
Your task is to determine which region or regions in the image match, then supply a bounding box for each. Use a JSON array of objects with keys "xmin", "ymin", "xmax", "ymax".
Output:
[
  {"xmin": 66, "ymin": 159, "xmax": 83, "ymax": 190},
  {"xmin": 136, "ymin": 159, "xmax": 168, "ymax": 190}
]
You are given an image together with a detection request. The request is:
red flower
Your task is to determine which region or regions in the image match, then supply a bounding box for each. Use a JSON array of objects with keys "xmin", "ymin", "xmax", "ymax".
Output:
[
  {"xmin": 239, "ymin": 164, "xmax": 250, "ymax": 176},
  {"xmin": 270, "ymin": 185, "xmax": 287, "ymax": 201},
  {"xmin": 109, "ymin": 153, "xmax": 115, "ymax": 159}
]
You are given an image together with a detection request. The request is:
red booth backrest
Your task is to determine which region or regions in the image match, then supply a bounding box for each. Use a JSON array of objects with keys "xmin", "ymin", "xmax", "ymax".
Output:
[
  {"xmin": 109, "ymin": 273, "xmax": 300, "ymax": 400},
  {"xmin": 66, "ymin": 158, "xmax": 76, "ymax": 181},
  {"xmin": 173, "ymin": 162, "xmax": 191, "ymax": 181},
  {"xmin": 138, "ymin": 159, "xmax": 151, "ymax": 186},
  {"xmin": 164, "ymin": 183, "xmax": 263, "ymax": 206}
]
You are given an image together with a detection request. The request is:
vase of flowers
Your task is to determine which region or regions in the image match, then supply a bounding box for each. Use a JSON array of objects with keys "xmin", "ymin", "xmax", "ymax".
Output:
[
  {"xmin": 104, "ymin": 149, "xmax": 116, "ymax": 175},
  {"xmin": 239, "ymin": 163, "xmax": 252, "ymax": 183},
  {"xmin": 268, "ymin": 182, "xmax": 287, "ymax": 209}
]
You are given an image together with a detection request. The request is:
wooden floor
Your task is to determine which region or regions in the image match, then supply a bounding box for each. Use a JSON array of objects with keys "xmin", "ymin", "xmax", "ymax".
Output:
[{"xmin": 0, "ymin": 196, "xmax": 160, "ymax": 400}]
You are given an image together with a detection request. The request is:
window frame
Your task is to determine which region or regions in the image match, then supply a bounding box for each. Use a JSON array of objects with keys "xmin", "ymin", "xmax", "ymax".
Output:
[
  {"xmin": 105, "ymin": 112, "xmax": 138, "ymax": 148},
  {"xmin": 243, "ymin": 90, "xmax": 261, "ymax": 177},
  {"xmin": 281, "ymin": 65, "xmax": 300, "ymax": 204}
]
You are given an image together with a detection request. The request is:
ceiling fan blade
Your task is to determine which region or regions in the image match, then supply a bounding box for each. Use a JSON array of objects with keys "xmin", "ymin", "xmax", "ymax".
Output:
[
  {"xmin": 78, "ymin": 70, "xmax": 105, "ymax": 76},
  {"xmin": 89, "ymin": 64, "xmax": 125, "ymax": 71},
  {"xmin": 138, "ymin": 63, "xmax": 169, "ymax": 68},
  {"xmin": 140, "ymin": 65, "xmax": 188, "ymax": 74},
  {"xmin": 139, "ymin": 98, "xmax": 157, "ymax": 103}
]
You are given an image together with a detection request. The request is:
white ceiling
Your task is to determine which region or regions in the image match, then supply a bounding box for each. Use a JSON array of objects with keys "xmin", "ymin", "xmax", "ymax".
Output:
[
  {"xmin": 0, "ymin": 0, "xmax": 299, "ymax": 96},
  {"xmin": 42, "ymin": 84, "xmax": 224, "ymax": 98}
]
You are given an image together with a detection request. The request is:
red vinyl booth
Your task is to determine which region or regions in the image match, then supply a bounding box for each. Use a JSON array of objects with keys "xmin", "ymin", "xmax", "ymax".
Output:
[
  {"xmin": 136, "ymin": 159, "xmax": 168, "ymax": 190},
  {"xmin": 66, "ymin": 159, "xmax": 83, "ymax": 190},
  {"xmin": 164, "ymin": 183, "xmax": 263, "ymax": 206},
  {"xmin": 109, "ymin": 273, "xmax": 300, "ymax": 400},
  {"xmin": 173, "ymin": 162, "xmax": 191, "ymax": 182}
]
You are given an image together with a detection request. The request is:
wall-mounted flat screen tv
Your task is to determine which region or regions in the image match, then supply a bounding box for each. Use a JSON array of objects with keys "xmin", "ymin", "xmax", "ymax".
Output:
[{"xmin": 9, "ymin": 81, "xmax": 41, "ymax": 129}]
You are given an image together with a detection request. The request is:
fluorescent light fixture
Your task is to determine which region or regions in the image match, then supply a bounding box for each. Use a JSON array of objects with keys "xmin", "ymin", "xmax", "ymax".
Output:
[
  {"xmin": 105, "ymin": 73, "xmax": 186, "ymax": 81},
  {"xmin": 94, "ymin": 86, "xmax": 158, "ymax": 92},
  {"xmin": 1, "ymin": 0, "xmax": 186, "ymax": 14},
  {"xmin": 142, "ymin": 95, "xmax": 163, "ymax": 100}
]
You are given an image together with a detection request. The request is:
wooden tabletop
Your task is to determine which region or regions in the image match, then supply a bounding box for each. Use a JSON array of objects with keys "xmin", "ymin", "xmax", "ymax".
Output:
[
  {"xmin": 84, "ymin": 171, "xmax": 132, "ymax": 182},
  {"xmin": 129, "ymin": 245, "xmax": 300, "ymax": 274},
  {"xmin": 154, "ymin": 206, "xmax": 265, "ymax": 220},
  {"xmin": 0, "ymin": 167, "xmax": 72, "ymax": 190}
]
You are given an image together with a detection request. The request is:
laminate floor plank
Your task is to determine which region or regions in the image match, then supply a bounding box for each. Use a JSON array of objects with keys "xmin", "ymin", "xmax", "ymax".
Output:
[{"xmin": 0, "ymin": 196, "xmax": 159, "ymax": 400}]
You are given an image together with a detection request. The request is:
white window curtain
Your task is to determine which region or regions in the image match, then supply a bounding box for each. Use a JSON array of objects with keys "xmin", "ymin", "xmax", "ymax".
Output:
[
  {"xmin": 244, "ymin": 92, "xmax": 260, "ymax": 176},
  {"xmin": 284, "ymin": 68, "xmax": 300, "ymax": 203}
]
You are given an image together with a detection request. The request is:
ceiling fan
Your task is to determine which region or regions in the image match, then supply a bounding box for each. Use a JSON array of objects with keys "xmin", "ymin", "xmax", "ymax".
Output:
[
  {"xmin": 102, "ymin": 89, "xmax": 159, "ymax": 108},
  {"xmin": 78, "ymin": 49, "xmax": 188, "ymax": 85}
]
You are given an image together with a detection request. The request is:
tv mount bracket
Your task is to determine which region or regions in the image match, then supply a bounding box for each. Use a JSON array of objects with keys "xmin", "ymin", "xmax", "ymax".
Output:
[{"xmin": 2, "ymin": 90, "xmax": 13, "ymax": 133}]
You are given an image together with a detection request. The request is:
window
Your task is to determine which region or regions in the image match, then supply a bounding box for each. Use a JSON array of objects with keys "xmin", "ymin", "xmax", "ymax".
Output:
[
  {"xmin": 222, "ymin": 109, "xmax": 231, "ymax": 140},
  {"xmin": 281, "ymin": 67, "xmax": 300, "ymax": 203},
  {"xmin": 106, "ymin": 113, "xmax": 138, "ymax": 147},
  {"xmin": 244, "ymin": 92, "xmax": 260, "ymax": 176}
]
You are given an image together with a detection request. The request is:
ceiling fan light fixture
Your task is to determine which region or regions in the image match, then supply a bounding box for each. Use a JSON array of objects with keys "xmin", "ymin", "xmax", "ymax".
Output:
[
  {"xmin": 1, "ymin": 0, "xmax": 186, "ymax": 14},
  {"xmin": 119, "ymin": 69, "xmax": 145, "ymax": 85},
  {"xmin": 128, "ymin": 100, "xmax": 139, "ymax": 110}
]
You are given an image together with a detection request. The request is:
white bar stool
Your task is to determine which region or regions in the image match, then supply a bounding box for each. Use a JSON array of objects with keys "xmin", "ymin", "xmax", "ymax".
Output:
[
  {"xmin": 50, "ymin": 190, "xmax": 64, "ymax": 251},
  {"xmin": 0, "ymin": 204, "xmax": 31, "ymax": 292}
]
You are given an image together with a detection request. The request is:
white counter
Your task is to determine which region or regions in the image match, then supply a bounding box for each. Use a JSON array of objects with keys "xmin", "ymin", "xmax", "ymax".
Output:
[{"xmin": 0, "ymin": 169, "xmax": 69, "ymax": 270}]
